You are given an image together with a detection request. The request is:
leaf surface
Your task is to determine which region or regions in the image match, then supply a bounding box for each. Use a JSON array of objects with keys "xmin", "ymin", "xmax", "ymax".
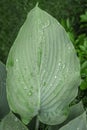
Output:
[
  {"xmin": 47, "ymin": 101, "xmax": 85, "ymax": 130},
  {"xmin": 0, "ymin": 112, "xmax": 28, "ymax": 130},
  {"xmin": 6, "ymin": 5, "xmax": 81, "ymax": 125},
  {"xmin": 59, "ymin": 112, "xmax": 87, "ymax": 130}
]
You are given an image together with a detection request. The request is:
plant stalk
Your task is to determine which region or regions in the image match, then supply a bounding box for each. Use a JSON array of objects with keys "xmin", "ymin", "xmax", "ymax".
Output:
[{"xmin": 35, "ymin": 116, "xmax": 39, "ymax": 130}]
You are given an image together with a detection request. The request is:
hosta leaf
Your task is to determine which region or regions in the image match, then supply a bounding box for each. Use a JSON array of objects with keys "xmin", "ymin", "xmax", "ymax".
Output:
[
  {"xmin": 59, "ymin": 112, "xmax": 87, "ymax": 130},
  {"xmin": 47, "ymin": 101, "xmax": 85, "ymax": 130},
  {"xmin": 65, "ymin": 101, "xmax": 84, "ymax": 119},
  {"xmin": 6, "ymin": 5, "xmax": 81, "ymax": 125},
  {"xmin": 0, "ymin": 61, "xmax": 9, "ymax": 119},
  {"xmin": 0, "ymin": 112, "xmax": 28, "ymax": 130}
]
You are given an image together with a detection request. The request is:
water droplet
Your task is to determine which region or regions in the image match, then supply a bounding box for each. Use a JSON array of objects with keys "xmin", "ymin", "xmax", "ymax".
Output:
[
  {"xmin": 29, "ymin": 91, "xmax": 32, "ymax": 96},
  {"xmin": 55, "ymin": 75, "xmax": 57, "ymax": 79},
  {"xmin": 62, "ymin": 64, "xmax": 65, "ymax": 69},
  {"xmin": 50, "ymin": 83, "xmax": 53, "ymax": 87},
  {"xmin": 42, "ymin": 20, "xmax": 50, "ymax": 29},
  {"xmin": 57, "ymin": 22, "xmax": 60, "ymax": 25},
  {"xmin": 14, "ymin": 117, "xmax": 18, "ymax": 122},
  {"xmin": 67, "ymin": 44, "xmax": 72, "ymax": 51},
  {"xmin": 68, "ymin": 46, "xmax": 71, "ymax": 50},
  {"xmin": 16, "ymin": 59, "xmax": 18, "ymax": 62},
  {"xmin": 24, "ymin": 86, "xmax": 28, "ymax": 90},
  {"xmin": 58, "ymin": 62, "xmax": 61, "ymax": 66}
]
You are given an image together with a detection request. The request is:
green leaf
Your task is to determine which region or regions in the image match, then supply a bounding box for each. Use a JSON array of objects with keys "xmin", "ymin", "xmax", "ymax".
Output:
[
  {"xmin": 6, "ymin": 5, "xmax": 81, "ymax": 125},
  {"xmin": 80, "ymin": 79, "xmax": 87, "ymax": 90},
  {"xmin": 80, "ymin": 11, "xmax": 87, "ymax": 22},
  {"xmin": 81, "ymin": 61, "xmax": 87, "ymax": 70},
  {"xmin": 75, "ymin": 34, "xmax": 86, "ymax": 45},
  {"xmin": 0, "ymin": 61, "xmax": 9, "ymax": 119},
  {"xmin": 79, "ymin": 45, "xmax": 86, "ymax": 52},
  {"xmin": 0, "ymin": 112, "xmax": 28, "ymax": 130},
  {"xmin": 67, "ymin": 31, "xmax": 75, "ymax": 43},
  {"xmin": 59, "ymin": 112, "xmax": 87, "ymax": 130},
  {"xmin": 60, "ymin": 101, "xmax": 85, "ymax": 126},
  {"xmin": 47, "ymin": 101, "xmax": 85, "ymax": 130}
]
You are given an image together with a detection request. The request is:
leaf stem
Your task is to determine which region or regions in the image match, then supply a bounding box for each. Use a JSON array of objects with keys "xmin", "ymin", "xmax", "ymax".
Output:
[{"xmin": 35, "ymin": 116, "xmax": 39, "ymax": 130}]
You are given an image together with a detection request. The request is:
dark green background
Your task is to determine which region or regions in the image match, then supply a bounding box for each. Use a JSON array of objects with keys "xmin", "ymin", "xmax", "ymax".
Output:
[{"xmin": 0, "ymin": 0, "xmax": 87, "ymax": 63}]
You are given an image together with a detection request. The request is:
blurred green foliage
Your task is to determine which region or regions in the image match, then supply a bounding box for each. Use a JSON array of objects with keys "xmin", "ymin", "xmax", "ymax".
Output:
[{"xmin": 0, "ymin": 0, "xmax": 87, "ymax": 63}]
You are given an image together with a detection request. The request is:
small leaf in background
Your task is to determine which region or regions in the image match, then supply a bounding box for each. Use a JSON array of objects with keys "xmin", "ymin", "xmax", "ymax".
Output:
[
  {"xmin": 59, "ymin": 112, "xmax": 87, "ymax": 130},
  {"xmin": 0, "ymin": 112, "xmax": 28, "ymax": 130},
  {"xmin": 0, "ymin": 61, "xmax": 9, "ymax": 119},
  {"xmin": 81, "ymin": 61, "xmax": 87, "ymax": 70},
  {"xmin": 75, "ymin": 34, "xmax": 86, "ymax": 46},
  {"xmin": 67, "ymin": 31, "xmax": 75, "ymax": 44},
  {"xmin": 60, "ymin": 18, "xmax": 75, "ymax": 44},
  {"xmin": 47, "ymin": 101, "xmax": 85, "ymax": 130},
  {"xmin": 79, "ymin": 45, "xmax": 86, "ymax": 52},
  {"xmin": 80, "ymin": 11, "xmax": 87, "ymax": 34},
  {"xmin": 80, "ymin": 61, "xmax": 87, "ymax": 90},
  {"xmin": 80, "ymin": 11, "xmax": 87, "ymax": 22},
  {"xmin": 80, "ymin": 79, "xmax": 87, "ymax": 90},
  {"xmin": 61, "ymin": 101, "xmax": 85, "ymax": 125}
]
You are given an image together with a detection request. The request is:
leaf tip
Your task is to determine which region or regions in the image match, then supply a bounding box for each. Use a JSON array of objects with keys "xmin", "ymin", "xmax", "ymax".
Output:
[{"xmin": 36, "ymin": 2, "xmax": 39, "ymax": 7}]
